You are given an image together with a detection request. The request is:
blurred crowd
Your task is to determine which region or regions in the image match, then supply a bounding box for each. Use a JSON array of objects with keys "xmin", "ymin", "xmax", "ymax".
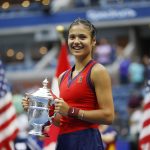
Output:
[
  {"xmin": 93, "ymin": 36, "xmax": 150, "ymax": 150},
  {"xmin": 51, "ymin": 0, "xmax": 150, "ymax": 12},
  {"xmin": 8, "ymin": 35, "xmax": 150, "ymax": 150},
  {"xmin": 1, "ymin": 0, "xmax": 150, "ymax": 148},
  {"xmin": 94, "ymin": 37, "xmax": 150, "ymax": 84},
  {"xmin": 1, "ymin": 0, "xmax": 150, "ymax": 16}
]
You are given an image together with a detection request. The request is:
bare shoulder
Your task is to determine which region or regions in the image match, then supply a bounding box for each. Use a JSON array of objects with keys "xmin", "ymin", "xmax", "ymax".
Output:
[
  {"xmin": 91, "ymin": 63, "xmax": 108, "ymax": 76},
  {"xmin": 91, "ymin": 63, "xmax": 111, "ymax": 83}
]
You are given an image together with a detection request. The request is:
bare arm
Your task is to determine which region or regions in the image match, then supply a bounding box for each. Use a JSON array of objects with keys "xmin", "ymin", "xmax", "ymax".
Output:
[
  {"xmin": 78, "ymin": 64, "xmax": 115, "ymax": 124},
  {"xmin": 54, "ymin": 65, "xmax": 114, "ymax": 125}
]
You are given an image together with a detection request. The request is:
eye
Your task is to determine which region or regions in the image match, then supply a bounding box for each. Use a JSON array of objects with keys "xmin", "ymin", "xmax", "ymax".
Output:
[
  {"xmin": 79, "ymin": 34, "xmax": 86, "ymax": 40},
  {"xmin": 68, "ymin": 34, "xmax": 75, "ymax": 40}
]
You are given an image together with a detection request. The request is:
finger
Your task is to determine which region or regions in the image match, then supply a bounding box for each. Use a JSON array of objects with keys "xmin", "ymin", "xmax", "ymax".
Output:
[
  {"xmin": 54, "ymin": 109, "xmax": 60, "ymax": 113},
  {"xmin": 55, "ymin": 105, "xmax": 60, "ymax": 110},
  {"xmin": 22, "ymin": 99, "xmax": 29, "ymax": 111},
  {"xmin": 55, "ymin": 102, "xmax": 62, "ymax": 107},
  {"xmin": 22, "ymin": 100, "xmax": 29, "ymax": 106},
  {"xmin": 22, "ymin": 101, "xmax": 29, "ymax": 105},
  {"xmin": 55, "ymin": 99, "xmax": 61, "ymax": 103},
  {"xmin": 59, "ymin": 98, "xmax": 64, "ymax": 101},
  {"xmin": 22, "ymin": 97, "xmax": 29, "ymax": 102},
  {"xmin": 22, "ymin": 104, "xmax": 28, "ymax": 108},
  {"xmin": 25, "ymin": 97, "xmax": 29, "ymax": 101},
  {"xmin": 54, "ymin": 100, "xmax": 60, "ymax": 106},
  {"xmin": 54, "ymin": 110, "xmax": 59, "ymax": 114}
]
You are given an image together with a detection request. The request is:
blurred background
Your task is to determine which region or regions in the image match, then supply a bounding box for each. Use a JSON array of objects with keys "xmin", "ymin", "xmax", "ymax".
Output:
[{"xmin": 0, "ymin": 0, "xmax": 150, "ymax": 149}]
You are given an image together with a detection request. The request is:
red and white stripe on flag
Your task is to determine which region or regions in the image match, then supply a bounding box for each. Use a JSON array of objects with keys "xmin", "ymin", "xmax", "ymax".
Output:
[
  {"xmin": 0, "ymin": 59, "xmax": 19, "ymax": 149},
  {"xmin": 139, "ymin": 92, "xmax": 150, "ymax": 150},
  {"xmin": 43, "ymin": 42, "xmax": 71, "ymax": 150},
  {"xmin": 0, "ymin": 92, "xmax": 19, "ymax": 149}
]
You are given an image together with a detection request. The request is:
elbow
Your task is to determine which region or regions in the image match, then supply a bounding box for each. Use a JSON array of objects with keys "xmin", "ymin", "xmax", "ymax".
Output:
[
  {"xmin": 108, "ymin": 110, "xmax": 115, "ymax": 124},
  {"xmin": 106, "ymin": 115, "xmax": 114, "ymax": 125},
  {"xmin": 102, "ymin": 110, "xmax": 115, "ymax": 125}
]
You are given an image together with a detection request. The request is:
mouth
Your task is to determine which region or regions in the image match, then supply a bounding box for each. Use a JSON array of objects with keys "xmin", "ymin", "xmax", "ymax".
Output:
[{"xmin": 71, "ymin": 45, "xmax": 84, "ymax": 51}]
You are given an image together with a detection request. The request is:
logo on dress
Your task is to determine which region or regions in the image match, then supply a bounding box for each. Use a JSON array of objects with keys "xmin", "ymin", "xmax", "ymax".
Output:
[{"xmin": 77, "ymin": 76, "xmax": 83, "ymax": 83}]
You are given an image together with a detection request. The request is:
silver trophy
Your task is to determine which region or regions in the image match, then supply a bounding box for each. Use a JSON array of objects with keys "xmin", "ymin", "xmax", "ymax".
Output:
[{"xmin": 26, "ymin": 78, "xmax": 55, "ymax": 137}]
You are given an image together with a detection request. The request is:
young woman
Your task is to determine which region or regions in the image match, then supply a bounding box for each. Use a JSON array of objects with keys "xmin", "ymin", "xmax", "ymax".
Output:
[{"xmin": 22, "ymin": 18, "xmax": 115, "ymax": 150}]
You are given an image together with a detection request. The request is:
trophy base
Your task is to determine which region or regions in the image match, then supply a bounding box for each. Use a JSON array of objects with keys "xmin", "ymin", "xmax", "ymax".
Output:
[{"xmin": 29, "ymin": 130, "xmax": 49, "ymax": 137}]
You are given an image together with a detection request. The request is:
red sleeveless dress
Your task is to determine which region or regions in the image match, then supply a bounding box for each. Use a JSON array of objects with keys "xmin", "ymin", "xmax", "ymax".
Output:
[{"xmin": 59, "ymin": 59, "xmax": 99, "ymax": 134}]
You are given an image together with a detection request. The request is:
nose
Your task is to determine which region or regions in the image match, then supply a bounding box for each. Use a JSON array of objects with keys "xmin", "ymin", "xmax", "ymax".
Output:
[{"xmin": 74, "ymin": 37, "xmax": 80, "ymax": 44}]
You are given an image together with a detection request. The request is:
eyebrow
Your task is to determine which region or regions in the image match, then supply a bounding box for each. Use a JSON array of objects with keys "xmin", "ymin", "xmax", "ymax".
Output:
[
  {"xmin": 69, "ymin": 33, "xmax": 87, "ymax": 36},
  {"xmin": 68, "ymin": 34, "xmax": 88, "ymax": 39}
]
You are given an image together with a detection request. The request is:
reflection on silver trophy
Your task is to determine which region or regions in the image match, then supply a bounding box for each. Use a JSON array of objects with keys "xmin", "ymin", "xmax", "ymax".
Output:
[{"xmin": 26, "ymin": 78, "xmax": 55, "ymax": 137}]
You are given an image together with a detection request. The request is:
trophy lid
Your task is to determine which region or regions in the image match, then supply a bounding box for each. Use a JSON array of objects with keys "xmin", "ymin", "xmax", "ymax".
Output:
[{"xmin": 30, "ymin": 78, "xmax": 52, "ymax": 98}]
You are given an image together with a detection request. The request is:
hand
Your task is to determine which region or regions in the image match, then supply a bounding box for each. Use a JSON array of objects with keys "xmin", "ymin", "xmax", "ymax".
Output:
[
  {"xmin": 41, "ymin": 121, "xmax": 51, "ymax": 137},
  {"xmin": 54, "ymin": 98, "xmax": 69, "ymax": 116},
  {"xmin": 22, "ymin": 96, "xmax": 29, "ymax": 111}
]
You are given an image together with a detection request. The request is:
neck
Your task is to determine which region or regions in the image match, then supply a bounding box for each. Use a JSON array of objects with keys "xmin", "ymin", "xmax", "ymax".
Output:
[{"xmin": 75, "ymin": 57, "xmax": 92, "ymax": 71}]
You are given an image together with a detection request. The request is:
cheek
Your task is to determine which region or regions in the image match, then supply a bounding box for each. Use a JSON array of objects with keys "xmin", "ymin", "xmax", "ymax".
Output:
[
  {"xmin": 67, "ymin": 42, "xmax": 73, "ymax": 53},
  {"xmin": 68, "ymin": 40, "xmax": 72, "ymax": 47},
  {"xmin": 86, "ymin": 41, "xmax": 93, "ymax": 48},
  {"xmin": 68, "ymin": 43, "xmax": 72, "ymax": 50}
]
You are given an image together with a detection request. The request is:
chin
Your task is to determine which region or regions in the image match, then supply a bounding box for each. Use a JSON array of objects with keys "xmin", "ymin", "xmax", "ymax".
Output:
[{"xmin": 73, "ymin": 53, "xmax": 83, "ymax": 56}]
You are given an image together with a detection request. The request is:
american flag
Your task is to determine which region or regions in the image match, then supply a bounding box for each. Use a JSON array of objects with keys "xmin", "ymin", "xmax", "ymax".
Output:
[
  {"xmin": 139, "ymin": 80, "xmax": 150, "ymax": 150},
  {"xmin": 0, "ymin": 59, "xmax": 19, "ymax": 149}
]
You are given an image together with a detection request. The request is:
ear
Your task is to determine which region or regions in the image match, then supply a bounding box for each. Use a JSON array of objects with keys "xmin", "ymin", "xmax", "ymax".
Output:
[{"xmin": 92, "ymin": 37, "xmax": 96, "ymax": 47}]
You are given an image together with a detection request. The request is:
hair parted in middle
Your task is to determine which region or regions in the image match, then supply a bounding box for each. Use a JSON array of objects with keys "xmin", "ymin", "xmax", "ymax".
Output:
[{"xmin": 68, "ymin": 18, "xmax": 97, "ymax": 39}]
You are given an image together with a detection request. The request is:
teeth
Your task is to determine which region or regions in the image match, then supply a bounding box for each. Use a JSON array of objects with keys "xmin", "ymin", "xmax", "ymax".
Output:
[
  {"xmin": 73, "ymin": 46, "xmax": 82, "ymax": 50},
  {"xmin": 73, "ymin": 47, "xmax": 80, "ymax": 50}
]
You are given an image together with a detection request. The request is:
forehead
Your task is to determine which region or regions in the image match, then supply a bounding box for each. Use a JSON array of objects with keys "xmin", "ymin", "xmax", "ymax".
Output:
[{"xmin": 69, "ymin": 24, "xmax": 91, "ymax": 35}]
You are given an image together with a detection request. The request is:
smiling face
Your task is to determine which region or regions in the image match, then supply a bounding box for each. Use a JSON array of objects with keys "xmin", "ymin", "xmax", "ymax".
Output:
[{"xmin": 68, "ymin": 23, "xmax": 96, "ymax": 59}]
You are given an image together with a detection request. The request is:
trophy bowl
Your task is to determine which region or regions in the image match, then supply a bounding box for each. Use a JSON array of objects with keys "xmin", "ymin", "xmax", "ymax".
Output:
[{"xmin": 26, "ymin": 78, "xmax": 55, "ymax": 137}]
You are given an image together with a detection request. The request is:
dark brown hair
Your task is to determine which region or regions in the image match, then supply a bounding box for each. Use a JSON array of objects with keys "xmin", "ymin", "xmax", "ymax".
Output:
[{"xmin": 68, "ymin": 18, "xmax": 96, "ymax": 39}]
